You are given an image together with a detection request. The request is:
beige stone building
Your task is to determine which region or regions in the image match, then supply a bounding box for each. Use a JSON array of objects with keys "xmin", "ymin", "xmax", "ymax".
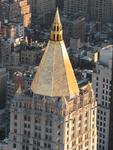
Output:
[
  {"xmin": 9, "ymin": 0, "xmax": 31, "ymax": 27},
  {"xmin": 9, "ymin": 9, "xmax": 97, "ymax": 150}
]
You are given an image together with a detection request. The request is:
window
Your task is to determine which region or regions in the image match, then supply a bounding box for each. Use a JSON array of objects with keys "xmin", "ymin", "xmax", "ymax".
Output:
[
  {"xmin": 104, "ymin": 112, "xmax": 106, "ymax": 116},
  {"xmin": 85, "ymin": 134, "xmax": 88, "ymax": 139},
  {"xmin": 53, "ymin": 26, "xmax": 55, "ymax": 31},
  {"xmin": 103, "ymin": 129, "xmax": 105, "ymax": 132},
  {"xmin": 24, "ymin": 123, "xmax": 27, "ymax": 128},
  {"xmin": 73, "ymin": 119, "xmax": 75, "ymax": 123},
  {"xmin": 53, "ymin": 34, "xmax": 55, "ymax": 40},
  {"xmin": 28, "ymin": 124, "xmax": 30, "ymax": 128},
  {"xmin": 93, "ymin": 110, "xmax": 95, "ymax": 115},
  {"xmin": 104, "ymin": 117, "xmax": 106, "ymax": 121},
  {"xmin": 13, "ymin": 143, "xmax": 16, "ymax": 148},
  {"xmin": 57, "ymin": 26, "xmax": 59, "ymax": 31},
  {"xmin": 14, "ymin": 114, "xmax": 17, "ymax": 120},
  {"xmin": 26, "ymin": 146, "xmax": 29, "ymax": 150},
  {"xmin": 14, "ymin": 129, "xmax": 17, "ymax": 134},
  {"xmin": 102, "ymin": 95, "xmax": 104, "ymax": 99},
  {"xmin": 106, "ymin": 91, "xmax": 108, "ymax": 95},
  {"xmin": 28, "ymin": 131, "xmax": 30, "ymax": 136},
  {"xmin": 24, "ymin": 115, "xmax": 27, "ymax": 121},
  {"xmin": 79, "ymin": 115, "xmax": 82, "ymax": 120},
  {"xmin": 57, "ymin": 34, "xmax": 59, "ymax": 41},
  {"xmin": 14, "ymin": 122, "xmax": 17, "ymax": 126},
  {"xmin": 85, "ymin": 112, "xmax": 88, "ymax": 117},
  {"xmin": 67, "ymin": 123, "xmax": 69, "ymax": 127},
  {"xmin": 102, "ymin": 146, "xmax": 104, "ymax": 150},
  {"xmin": 103, "ymin": 78, "xmax": 105, "ymax": 82},
  {"xmin": 37, "ymin": 141, "xmax": 40, "ymax": 146},
  {"xmin": 28, "ymin": 116, "xmax": 30, "ymax": 121},
  {"xmin": 24, "ymin": 130, "xmax": 27, "ymax": 135},
  {"xmin": 48, "ymin": 144, "xmax": 51, "ymax": 148},
  {"xmin": 103, "ymin": 123, "xmax": 106, "ymax": 127},
  {"xmin": 44, "ymin": 143, "xmax": 47, "ymax": 147},
  {"xmin": 22, "ymin": 145, "xmax": 25, "ymax": 150}
]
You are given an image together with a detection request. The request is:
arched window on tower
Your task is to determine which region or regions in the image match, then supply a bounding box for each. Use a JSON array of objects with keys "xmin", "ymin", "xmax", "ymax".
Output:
[
  {"xmin": 53, "ymin": 34, "xmax": 55, "ymax": 41},
  {"xmin": 53, "ymin": 26, "xmax": 55, "ymax": 31},
  {"xmin": 57, "ymin": 26, "xmax": 59, "ymax": 31},
  {"xmin": 57, "ymin": 34, "xmax": 59, "ymax": 41}
]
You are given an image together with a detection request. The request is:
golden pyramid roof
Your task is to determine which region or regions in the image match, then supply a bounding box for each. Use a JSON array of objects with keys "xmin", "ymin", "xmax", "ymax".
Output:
[{"xmin": 31, "ymin": 8, "xmax": 79, "ymax": 97}]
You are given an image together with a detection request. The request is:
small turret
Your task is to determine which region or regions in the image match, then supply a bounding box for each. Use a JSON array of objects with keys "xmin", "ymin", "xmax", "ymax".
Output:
[{"xmin": 50, "ymin": 8, "xmax": 63, "ymax": 41}]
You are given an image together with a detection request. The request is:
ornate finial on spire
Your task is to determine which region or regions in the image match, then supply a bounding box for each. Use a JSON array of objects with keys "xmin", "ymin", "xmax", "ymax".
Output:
[{"xmin": 50, "ymin": 8, "xmax": 63, "ymax": 41}]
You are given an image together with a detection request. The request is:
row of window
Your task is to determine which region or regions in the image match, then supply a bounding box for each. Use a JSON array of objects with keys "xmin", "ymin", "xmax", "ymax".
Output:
[{"xmin": 13, "ymin": 143, "xmax": 52, "ymax": 150}]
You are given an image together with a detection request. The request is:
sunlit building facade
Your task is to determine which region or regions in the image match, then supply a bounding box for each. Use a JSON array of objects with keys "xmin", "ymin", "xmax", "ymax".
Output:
[
  {"xmin": 92, "ymin": 45, "xmax": 112, "ymax": 150},
  {"xmin": 9, "ymin": 9, "xmax": 97, "ymax": 150},
  {"xmin": 9, "ymin": 0, "xmax": 31, "ymax": 27}
]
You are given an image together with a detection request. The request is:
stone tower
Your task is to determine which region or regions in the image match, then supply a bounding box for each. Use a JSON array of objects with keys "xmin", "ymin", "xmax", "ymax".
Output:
[{"xmin": 9, "ymin": 8, "xmax": 97, "ymax": 150}]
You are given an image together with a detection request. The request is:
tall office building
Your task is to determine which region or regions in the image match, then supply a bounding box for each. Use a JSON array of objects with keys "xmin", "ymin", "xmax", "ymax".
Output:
[
  {"xmin": 90, "ymin": 0, "xmax": 113, "ymax": 23},
  {"xmin": 9, "ymin": 0, "xmax": 31, "ymax": 27},
  {"xmin": 9, "ymin": 9, "xmax": 97, "ymax": 150},
  {"xmin": 64, "ymin": 0, "xmax": 113, "ymax": 23},
  {"xmin": 29, "ymin": 0, "xmax": 55, "ymax": 23},
  {"xmin": 0, "ymin": 67, "xmax": 9, "ymax": 109},
  {"xmin": 64, "ymin": 0, "xmax": 89, "ymax": 15},
  {"xmin": 92, "ymin": 45, "xmax": 112, "ymax": 150}
]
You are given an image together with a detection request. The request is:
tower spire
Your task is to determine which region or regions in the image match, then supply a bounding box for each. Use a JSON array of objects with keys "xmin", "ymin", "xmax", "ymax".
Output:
[
  {"xmin": 31, "ymin": 8, "xmax": 79, "ymax": 97},
  {"xmin": 50, "ymin": 8, "xmax": 63, "ymax": 41}
]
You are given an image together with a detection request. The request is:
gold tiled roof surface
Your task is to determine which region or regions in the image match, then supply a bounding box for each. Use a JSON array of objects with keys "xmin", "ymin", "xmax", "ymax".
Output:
[{"xmin": 31, "ymin": 8, "xmax": 79, "ymax": 97}]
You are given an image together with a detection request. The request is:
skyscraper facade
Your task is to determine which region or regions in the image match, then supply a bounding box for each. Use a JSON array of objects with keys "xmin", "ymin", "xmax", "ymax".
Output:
[
  {"xmin": 64, "ymin": 0, "xmax": 89, "ymax": 15},
  {"xmin": 90, "ymin": 0, "xmax": 113, "ymax": 22},
  {"xmin": 9, "ymin": 0, "xmax": 31, "ymax": 27},
  {"xmin": 64, "ymin": 0, "xmax": 113, "ymax": 23},
  {"xmin": 9, "ymin": 9, "xmax": 97, "ymax": 150},
  {"xmin": 29, "ymin": 0, "xmax": 56, "ymax": 21},
  {"xmin": 92, "ymin": 45, "xmax": 112, "ymax": 150}
]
